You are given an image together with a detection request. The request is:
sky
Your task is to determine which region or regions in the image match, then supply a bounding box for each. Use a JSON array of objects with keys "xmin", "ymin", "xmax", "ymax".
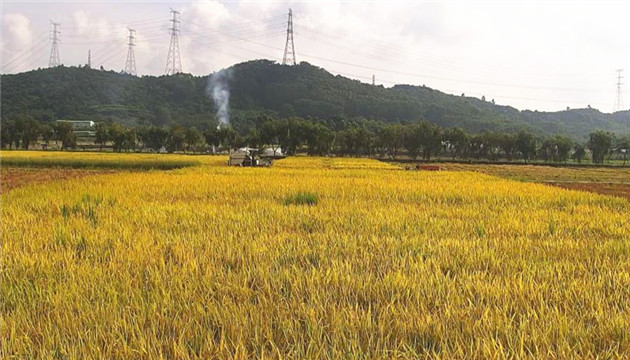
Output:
[{"xmin": 2, "ymin": 0, "xmax": 629, "ymax": 113}]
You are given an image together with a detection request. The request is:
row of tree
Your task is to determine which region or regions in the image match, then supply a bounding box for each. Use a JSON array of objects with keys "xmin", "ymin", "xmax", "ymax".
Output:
[
  {"xmin": 1, "ymin": 117, "xmax": 628, "ymax": 165},
  {"xmin": 0, "ymin": 118, "xmax": 78, "ymax": 150}
]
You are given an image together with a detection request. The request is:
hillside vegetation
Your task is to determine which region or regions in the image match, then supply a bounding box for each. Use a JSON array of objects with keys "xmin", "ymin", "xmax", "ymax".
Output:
[{"xmin": 2, "ymin": 61, "xmax": 629, "ymax": 139}]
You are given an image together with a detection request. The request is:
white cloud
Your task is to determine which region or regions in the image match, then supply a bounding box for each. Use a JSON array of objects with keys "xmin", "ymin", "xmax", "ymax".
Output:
[
  {"xmin": 2, "ymin": 13, "xmax": 34, "ymax": 65},
  {"xmin": 72, "ymin": 10, "xmax": 116, "ymax": 37},
  {"xmin": 179, "ymin": 0, "xmax": 286, "ymax": 74},
  {"xmin": 186, "ymin": 0, "xmax": 231, "ymax": 26}
]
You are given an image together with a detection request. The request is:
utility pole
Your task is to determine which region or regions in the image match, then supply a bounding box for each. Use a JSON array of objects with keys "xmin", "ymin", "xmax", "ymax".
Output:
[
  {"xmin": 48, "ymin": 21, "xmax": 61, "ymax": 67},
  {"xmin": 282, "ymin": 8, "xmax": 296, "ymax": 66},
  {"xmin": 614, "ymin": 69, "xmax": 624, "ymax": 112},
  {"xmin": 87, "ymin": 50, "xmax": 91, "ymax": 68},
  {"xmin": 372, "ymin": 74, "xmax": 375, "ymax": 86},
  {"xmin": 165, "ymin": 9, "xmax": 182, "ymax": 75},
  {"xmin": 125, "ymin": 27, "xmax": 137, "ymax": 76}
]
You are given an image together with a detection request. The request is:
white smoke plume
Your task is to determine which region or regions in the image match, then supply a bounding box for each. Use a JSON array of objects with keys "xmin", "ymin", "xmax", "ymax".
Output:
[{"xmin": 206, "ymin": 69, "xmax": 232, "ymax": 127}]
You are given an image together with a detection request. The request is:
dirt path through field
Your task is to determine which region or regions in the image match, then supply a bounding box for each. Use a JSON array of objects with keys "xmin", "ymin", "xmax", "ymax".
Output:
[
  {"xmin": 544, "ymin": 182, "xmax": 630, "ymax": 202},
  {"xmin": 1, "ymin": 167, "xmax": 117, "ymax": 193}
]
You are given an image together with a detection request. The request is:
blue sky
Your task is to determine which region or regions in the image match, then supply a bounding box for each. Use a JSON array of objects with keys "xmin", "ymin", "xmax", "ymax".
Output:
[{"xmin": 2, "ymin": 0, "xmax": 629, "ymax": 113}]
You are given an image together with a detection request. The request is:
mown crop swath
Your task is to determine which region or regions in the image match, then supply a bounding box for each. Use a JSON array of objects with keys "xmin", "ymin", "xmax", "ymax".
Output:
[{"xmin": 1, "ymin": 153, "xmax": 629, "ymax": 359}]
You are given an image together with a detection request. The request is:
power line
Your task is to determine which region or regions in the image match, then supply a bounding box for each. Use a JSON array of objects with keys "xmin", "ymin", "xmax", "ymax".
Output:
[
  {"xmin": 124, "ymin": 27, "xmax": 137, "ymax": 75},
  {"xmin": 296, "ymin": 51, "xmax": 600, "ymax": 93},
  {"xmin": 614, "ymin": 69, "xmax": 624, "ymax": 112},
  {"xmin": 203, "ymin": 32, "xmax": 607, "ymax": 109},
  {"xmin": 97, "ymin": 47, "xmax": 126, "ymax": 70},
  {"xmin": 91, "ymin": 40, "xmax": 126, "ymax": 67},
  {"xmin": 165, "ymin": 8, "xmax": 182, "ymax": 75},
  {"xmin": 180, "ymin": 30, "xmax": 285, "ymax": 51},
  {"xmin": 179, "ymin": 23, "xmax": 286, "ymax": 44},
  {"xmin": 62, "ymin": 21, "xmax": 164, "ymax": 41},
  {"xmin": 296, "ymin": 29, "xmax": 602, "ymax": 93},
  {"xmin": 182, "ymin": 15, "xmax": 285, "ymax": 35},
  {"xmin": 298, "ymin": 26, "xmax": 609, "ymax": 84},
  {"xmin": 48, "ymin": 21, "xmax": 61, "ymax": 67},
  {"xmin": 3, "ymin": 44, "xmax": 49, "ymax": 73},
  {"xmin": 62, "ymin": 16, "xmax": 168, "ymax": 31},
  {"xmin": 282, "ymin": 8, "xmax": 296, "ymax": 65},
  {"xmin": 325, "ymin": 68, "xmax": 609, "ymax": 107},
  {"xmin": 2, "ymin": 28, "xmax": 48, "ymax": 65},
  {"xmin": 2, "ymin": 36, "xmax": 49, "ymax": 72},
  {"xmin": 189, "ymin": 28, "xmax": 602, "ymax": 95},
  {"xmin": 0, "ymin": 8, "xmax": 615, "ymax": 111}
]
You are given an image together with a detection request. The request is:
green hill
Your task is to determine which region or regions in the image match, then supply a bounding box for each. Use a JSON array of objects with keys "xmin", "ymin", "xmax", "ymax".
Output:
[{"xmin": 1, "ymin": 60, "xmax": 628, "ymax": 139}]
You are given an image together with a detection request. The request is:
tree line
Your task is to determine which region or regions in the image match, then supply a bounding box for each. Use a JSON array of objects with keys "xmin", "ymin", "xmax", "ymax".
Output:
[{"xmin": 1, "ymin": 116, "xmax": 628, "ymax": 165}]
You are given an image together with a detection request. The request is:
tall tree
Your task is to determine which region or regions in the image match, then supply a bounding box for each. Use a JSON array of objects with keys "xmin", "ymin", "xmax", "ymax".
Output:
[
  {"xmin": 167, "ymin": 125, "xmax": 186, "ymax": 153},
  {"xmin": 404, "ymin": 124, "xmax": 422, "ymax": 160},
  {"xmin": 135, "ymin": 125, "xmax": 149, "ymax": 152},
  {"xmin": 554, "ymin": 135, "xmax": 573, "ymax": 163},
  {"xmin": 0, "ymin": 122, "xmax": 11, "ymax": 149},
  {"xmin": 184, "ymin": 127, "xmax": 203, "ymax": 153},
  {"xmin": 572, "ymin": 143, "xmax": 586, "ymax": 163},
  {"xmin": 40, "ymin": 124, "xmax": 54, "ymax": 146},
  {"xmin": 54, "ymin": 122, "xmax": 76, "ymax": 150},
  {"xmin": 108, "ymin": 123, "xmax": 127, "ymax": 152},
  {"xmin": 8, "ymin": 120, "xmax": 22, "ymax": 149},
  {"xmin": 498, "ymin": 133, "xmax": 517, "ymax": 161},
  {"xmin": 20, "ymin": 119, "xmax": 40, "ymax": 149},
  {"xmin": 516, "ymin": 130, "xmax": 537, "ymax": 162},
  {"xmin": 381, "ymin": 124, "xmax": 404, "ymax": 159},
  {"xmin": 588, "ymin": 131, "xmax": 614, "ymax": 164},
  {"xmin": 95, "ymin": 123, "xmax": 109, "ymax": 151},
  {"xmin": 418, "ymin": 121, "xmax": 442, "ymax": 161},
  {"xmin": 443, "ymin": 127, "xmax": 468, "ymax": 161},
  {"xmin": 615, "ymin": 135, "xmax": 630, "ymax": 166},
  {"xmin": 123, "ymin": 128, "xmax": 137, "ymax": 152},
  {"xmin": 145, "ymin": 127, "xmax": 169, "ymax": 152},
  {"xmin": 217, "ymin": 126, "xmax": 238, "ymax": 150},
  {"xmin": 204, "ymin": 127, "xmax": 220, "ymax": 153}
]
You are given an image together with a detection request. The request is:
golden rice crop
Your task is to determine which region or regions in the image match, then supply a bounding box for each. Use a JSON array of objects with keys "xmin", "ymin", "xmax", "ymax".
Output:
[
  {"xmin": 1, "ymin": 153, "xmax": 630, "ymax": 359},
  {"xmin": 0, "ymin": 150, "xmax": 203, "ymax": 169}
]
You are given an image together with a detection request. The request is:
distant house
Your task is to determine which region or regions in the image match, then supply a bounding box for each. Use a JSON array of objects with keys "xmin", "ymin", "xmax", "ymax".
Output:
[{"xmin": 56, "ymin": 120, "xmax": 96, "ymax": 137}]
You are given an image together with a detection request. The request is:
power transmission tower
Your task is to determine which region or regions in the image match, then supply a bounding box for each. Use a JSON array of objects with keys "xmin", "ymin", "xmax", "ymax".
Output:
[
  {"xmin": 87, "ymin": 50, "xmax": 91, "ymax": 68},
  {"xmin": 48, "ymin": 21, "xmax": 61, "ymax": 67},
  {"xmin": 165, "ymin": 9, "xmax": 182, "ymax": 75},
  {"xmin": 614, "ymin": 69, "xmax": 624, "ymax": 112},
  {"xmin": 282, "ymin": 8, "xmax": 296, "ymax": 66},
  {"xmin": 125, "ymin": 28, "xmax": 137, "ymax": 76}
]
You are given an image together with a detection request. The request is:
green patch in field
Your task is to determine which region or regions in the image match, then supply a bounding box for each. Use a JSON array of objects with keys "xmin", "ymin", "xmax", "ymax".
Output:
[
  {"xmin": 284, "ymin": 191, "xmax": 319, "ymax": 206},
  {"xmin": 60, "ymin": 193, "xmax": 114, "ymax": 227}
]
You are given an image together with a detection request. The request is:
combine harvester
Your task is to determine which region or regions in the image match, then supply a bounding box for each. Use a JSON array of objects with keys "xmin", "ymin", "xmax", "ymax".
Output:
[{"xmin": 227, "ymin": 147, "xmax": 285, "ymax": 167}]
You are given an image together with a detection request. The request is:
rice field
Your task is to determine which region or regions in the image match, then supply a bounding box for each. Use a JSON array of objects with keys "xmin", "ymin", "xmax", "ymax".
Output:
[
  {"xmin": 2, "ymin": 153, "xmax": 630, "ymax": 359},
  {"xmin": 1, "ymin": 150, "xmax": 200, "ymax": 169}
]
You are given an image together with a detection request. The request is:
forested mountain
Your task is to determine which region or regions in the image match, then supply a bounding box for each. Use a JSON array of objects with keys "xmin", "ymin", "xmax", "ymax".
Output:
[{"xmin": 2, "ymin": 60, "xmax": 628, "ymax": 139}]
